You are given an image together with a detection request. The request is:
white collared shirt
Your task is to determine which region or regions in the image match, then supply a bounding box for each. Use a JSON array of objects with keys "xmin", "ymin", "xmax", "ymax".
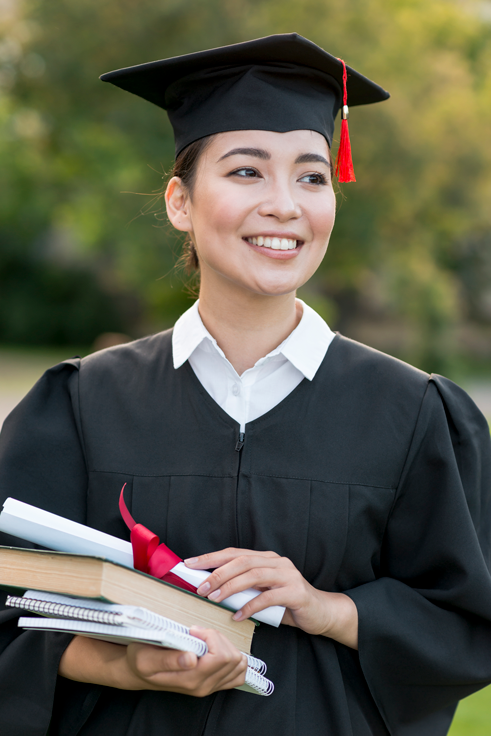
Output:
[{"xmin": 172, "ymin": 299, "xmax": 335, "ymax": 433}]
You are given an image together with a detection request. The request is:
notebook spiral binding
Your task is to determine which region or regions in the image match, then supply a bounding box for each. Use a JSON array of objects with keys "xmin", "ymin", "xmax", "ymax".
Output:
[
  {"xmin": 244, "ymin": 667, "xmax": 274, "ymax": 696},
  {"xmin": 245, "ymin": 654, "xmax": 267, "ymax": 674},
  {"xmin": 6, "ymin": 595, "xmax": 189, "ymax": 634},
  {"xmin": 7, "ymin": 596, "xmax": 127, "ymax": 625},
  {"xmin": 154, "ymin": 628, "xmax": 209, "ymax": 656},
  {"xmin": 122, "ymin": 609, "xmax": 189, "ymax": 633},
  {"xmin": 7, "ymin": 594, "xmax": 272, "ymax": 692}
]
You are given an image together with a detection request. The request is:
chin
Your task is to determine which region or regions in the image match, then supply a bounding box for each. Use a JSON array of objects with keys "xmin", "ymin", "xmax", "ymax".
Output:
[{"xmin": 247, "ymin": 279, "xmax": 302, "ymax": 297}]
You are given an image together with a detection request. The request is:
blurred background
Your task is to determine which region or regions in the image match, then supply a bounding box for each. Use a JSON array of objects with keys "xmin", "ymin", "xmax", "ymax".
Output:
[{"xmin": 0, "ymin": 0, "xmax": 490, "ymax": 730}]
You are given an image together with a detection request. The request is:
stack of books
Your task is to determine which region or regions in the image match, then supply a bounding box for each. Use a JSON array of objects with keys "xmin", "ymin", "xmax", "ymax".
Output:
[{"xmin": 0, "ymin": 498, "xmax": 275, "ymax": 695}]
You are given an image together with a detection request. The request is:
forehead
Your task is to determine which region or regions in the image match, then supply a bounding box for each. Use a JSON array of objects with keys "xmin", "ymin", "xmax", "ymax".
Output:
[{"xmin": 206, "ymin": 129, "xmax": 330, "ymax": 160}]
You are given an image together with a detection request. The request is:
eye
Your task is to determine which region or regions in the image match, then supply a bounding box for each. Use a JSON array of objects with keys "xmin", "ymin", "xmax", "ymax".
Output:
[
  {"xmin": 228, "ymin": 167, "xmax": 260, "ymax": 179},
  {"xmin": 299, "ymin": 172, "xmax": 328, "ymax": 186}
]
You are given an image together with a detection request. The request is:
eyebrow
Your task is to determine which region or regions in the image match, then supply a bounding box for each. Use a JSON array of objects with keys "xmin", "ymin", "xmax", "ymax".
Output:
[
  {"xmin": 218, "ymin": 147, "xmax": 271, "ymax": 161},
  {"xmin": 294, "ymin": 153, "xmax": 330, "ymax": 167},
  {"xmin": 217, "ymin": 148, "xmax": 330, "ymax": 167}
]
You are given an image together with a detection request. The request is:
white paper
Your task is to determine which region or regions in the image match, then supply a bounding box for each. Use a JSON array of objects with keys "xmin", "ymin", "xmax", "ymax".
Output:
[
  {"xmin": 17, "ymin": 616, "xmax": 209, "ymax": 655},
  {"xmin": 0, "ymin": 498, "xmax": 134, "ymax": 567},
  {"xmin": 0, "ymin": 497, "xmax": 285, "ymax": 627}
]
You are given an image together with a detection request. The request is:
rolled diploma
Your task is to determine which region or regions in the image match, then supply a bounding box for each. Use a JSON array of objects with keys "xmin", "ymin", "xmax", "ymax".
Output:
[
  {"xmin": 0, "ymin": 498, "xmax": 285, "ymax": 627},
  {"xmin": 171, "ymin": 562, "xmax": 285, "ymax": 627},
  {"xmin": 0, "ymin": 498, "xmax": 134, "ymax": 567}
]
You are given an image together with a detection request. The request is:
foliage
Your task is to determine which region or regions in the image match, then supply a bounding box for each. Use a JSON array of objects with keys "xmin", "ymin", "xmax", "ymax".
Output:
[{"xmin": 1, "ymin": 0, "xmax": 491, "ymax": 368}]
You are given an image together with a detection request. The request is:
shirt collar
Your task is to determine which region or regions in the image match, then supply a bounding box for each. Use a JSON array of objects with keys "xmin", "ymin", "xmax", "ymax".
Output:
[
  {"xmin": 172, "ymin": 299, "xmax": 335, "ymax": 380},
  {"xmin": 279, "ymin": 300, "xmax": 335, "ymax": 380},
  {"xmin": 172, "ymin": 300, "xmax": 211, "ymax": 369}
]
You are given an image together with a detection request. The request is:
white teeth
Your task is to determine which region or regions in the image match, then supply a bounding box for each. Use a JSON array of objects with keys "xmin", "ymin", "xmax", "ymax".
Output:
[{"xmin": 248, "ymin": 236, "xmax": 298, "ymax": 250}]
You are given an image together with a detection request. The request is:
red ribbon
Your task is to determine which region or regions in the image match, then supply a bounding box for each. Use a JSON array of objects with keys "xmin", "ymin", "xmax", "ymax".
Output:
[{"xmin": 119, "ymin": 484, "xmax": 197, "ymax": 593}]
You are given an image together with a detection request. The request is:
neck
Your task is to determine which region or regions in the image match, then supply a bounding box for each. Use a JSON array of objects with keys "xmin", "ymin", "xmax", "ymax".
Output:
[{"xmin": 198, "ymin": 279, "xmax": 301, "ymax": 376}]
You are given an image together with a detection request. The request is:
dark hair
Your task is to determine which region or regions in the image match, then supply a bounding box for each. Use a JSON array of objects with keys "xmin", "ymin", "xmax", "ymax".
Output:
[{"xmin": 170, "ymin": 135, "xmax": 215, "ymax": 273}]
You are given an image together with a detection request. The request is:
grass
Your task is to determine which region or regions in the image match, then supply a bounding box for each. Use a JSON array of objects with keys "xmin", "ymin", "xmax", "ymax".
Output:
[{"xmin": 449, "ymin": 686, "xmax": 491, "ymax": 735}]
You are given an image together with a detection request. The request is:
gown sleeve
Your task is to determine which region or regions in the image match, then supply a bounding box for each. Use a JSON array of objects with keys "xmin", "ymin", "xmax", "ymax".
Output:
[
  {"xmin": 0, "ymin": 361, "xmax": 100, "ymax": 736},
  {"xmin": 347, "ymin": 375, "xmax": 491, "ymax": 735}
]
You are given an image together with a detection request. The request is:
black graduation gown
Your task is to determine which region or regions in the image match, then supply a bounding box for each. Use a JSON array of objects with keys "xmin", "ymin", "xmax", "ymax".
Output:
[{"xmin": 1, "ymin": 331, "xmax": 491, "ymax": 736}]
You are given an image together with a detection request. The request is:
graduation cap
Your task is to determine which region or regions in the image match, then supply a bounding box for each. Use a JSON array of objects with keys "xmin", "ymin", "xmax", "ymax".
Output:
[{"xmin": 100, "ymin": 33, "xmax": 389, "ymax": 182}]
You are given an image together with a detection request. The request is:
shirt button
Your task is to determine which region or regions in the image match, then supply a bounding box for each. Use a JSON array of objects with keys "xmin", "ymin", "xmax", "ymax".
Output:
[{"xmin": 232, "ymin": 383, "xmax": 240, "ymax": 396}]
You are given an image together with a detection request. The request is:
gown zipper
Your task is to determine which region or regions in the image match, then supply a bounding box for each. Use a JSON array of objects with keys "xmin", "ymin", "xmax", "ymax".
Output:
[
  {"xmin": 201, "ymin": 432, "xmax": 246, "ymax": 735},
  {"xmin": 234, "ymin": 431, "xmax": 245, "ymax": 544},
  {"xmin": 235, "ymin": 432, "xmax": 245, "ymax": 452}
]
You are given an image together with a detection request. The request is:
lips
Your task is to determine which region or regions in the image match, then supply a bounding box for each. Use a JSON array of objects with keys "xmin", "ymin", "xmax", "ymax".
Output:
[{"xmin": 245, "ymin": 236, "xmax": 299, "ymax": 250}]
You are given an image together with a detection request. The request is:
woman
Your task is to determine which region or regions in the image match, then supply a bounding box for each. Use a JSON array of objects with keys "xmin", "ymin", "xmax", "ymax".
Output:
[{"xmin": 1, "ymin": 33, "xmax": 491, "ymax": 736}]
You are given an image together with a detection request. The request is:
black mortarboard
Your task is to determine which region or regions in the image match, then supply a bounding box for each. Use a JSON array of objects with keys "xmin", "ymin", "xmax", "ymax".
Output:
[{"xmin": 100, "ymin": 33, "xmax": 389, "ymax": 181}]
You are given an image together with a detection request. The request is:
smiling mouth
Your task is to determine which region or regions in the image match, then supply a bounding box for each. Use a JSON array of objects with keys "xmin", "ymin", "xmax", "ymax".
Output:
[{"xmin": 245, "ymin": 236, "xmax": 301, "ymax": 251}]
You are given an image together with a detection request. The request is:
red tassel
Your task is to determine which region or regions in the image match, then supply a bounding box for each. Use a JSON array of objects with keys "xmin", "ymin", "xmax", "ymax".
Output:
[{"xmin": 335, "ymin": 59, "xmax": 356, "ymax": 183}]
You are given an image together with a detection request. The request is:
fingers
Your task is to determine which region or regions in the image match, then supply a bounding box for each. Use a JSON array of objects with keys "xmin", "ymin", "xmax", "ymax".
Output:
[
  {"xmin": 185, "ymin": 548, "xmax": 317, "ymax": 631},
  {"xmin": 126, "ymin": 642, "xmax": 198, "ymax": 680},
  {"xmin": 232, "ymin": 587, "xmax": 295, "ymax": 621},
  {"xmin": 185, "ymin": 547, "xmax": 279, "ymax": 570},
  {"xmin": 194, "ymin": 553, "xmax": 300, "ymax": 604},
  {"xmin": 196, "ymin": 552, "xmax": 289, "ymax": 593},
  {"xmin": 201, "ymin": 566, "xmax": 289, "ymax": 603},
  {"xmin": 210, "ymin": 653, "xmax": 248, "ymax": 692},
  {"xmin": 190, "ymin": 627, "xmax": 248, "ymax": 692},
  {"xmin": 126, "ymin": 629, "xmax": 247, "ymax": 697}
]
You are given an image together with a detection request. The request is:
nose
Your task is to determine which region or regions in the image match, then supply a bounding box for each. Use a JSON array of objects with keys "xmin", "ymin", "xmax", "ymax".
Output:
[{"xmin": 257, "ymin": 179, "xmax": 302, "ymax": 222}]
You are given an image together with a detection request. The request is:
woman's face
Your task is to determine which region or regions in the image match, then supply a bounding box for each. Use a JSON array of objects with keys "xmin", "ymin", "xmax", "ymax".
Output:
[{"xmin": 167, "ymin": 129, "xmax": 336, "ymax": 299}]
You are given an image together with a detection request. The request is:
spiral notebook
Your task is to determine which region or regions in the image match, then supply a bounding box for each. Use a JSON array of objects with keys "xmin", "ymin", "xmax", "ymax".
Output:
[{"xmin": 6, "ymin": 591, "xmax": 273, "ymax": 696}]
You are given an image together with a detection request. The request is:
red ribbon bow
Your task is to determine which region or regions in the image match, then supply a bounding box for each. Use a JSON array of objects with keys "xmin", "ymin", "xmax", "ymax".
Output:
[{"xmin": 119, "ymin": 484, "xmax": 197, "ymax": 593}]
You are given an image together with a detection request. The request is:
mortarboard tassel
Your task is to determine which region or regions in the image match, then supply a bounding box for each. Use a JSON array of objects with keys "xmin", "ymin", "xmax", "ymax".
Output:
[{"xmin": 335, "ymin": 58, "xmax": 356, "ymax": 183}]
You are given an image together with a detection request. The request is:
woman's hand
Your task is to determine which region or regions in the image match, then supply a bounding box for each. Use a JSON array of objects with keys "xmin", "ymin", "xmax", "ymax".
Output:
[
  {"xmin": 59, "ymin": 627, "xmax": 248, "ymax": 696},
  {"xmin": 185, "ymin": 549, "xmax": 358, "ymax": 649}
]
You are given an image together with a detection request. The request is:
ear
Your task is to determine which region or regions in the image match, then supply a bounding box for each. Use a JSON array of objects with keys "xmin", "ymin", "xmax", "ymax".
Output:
[{"xmin": 165, "ymin": 177, "xmax": 193, "ymax": 233}]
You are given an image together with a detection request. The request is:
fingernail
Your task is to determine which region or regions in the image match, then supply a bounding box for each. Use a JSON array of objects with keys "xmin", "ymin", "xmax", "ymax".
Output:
[
  {"xmin": 197, "ymin": 582, "xmax": 211, "ymax": 595},
  {"xmin": 233, "ymin": 610, "xmax": 243, "ymax": 621},
  {"xmin": 178, "ymin": 652, "xmax": 194, "ymax": 668},
  {"xmin": 184, "ymin": 557, "xmax": 198, "ymax": 566},
  {"xmin": 190, "ymin": 625, "xmax": 205, "ymax": 631},
  {"xmin": 208, "ymin": 589, "xmax": 221, "ymax": 601}
]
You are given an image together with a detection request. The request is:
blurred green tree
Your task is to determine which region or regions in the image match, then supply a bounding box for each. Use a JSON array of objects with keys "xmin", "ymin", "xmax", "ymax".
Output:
[{"xmin": 0, "ymin": 0, "xmax": 490, "ymax": 370}]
